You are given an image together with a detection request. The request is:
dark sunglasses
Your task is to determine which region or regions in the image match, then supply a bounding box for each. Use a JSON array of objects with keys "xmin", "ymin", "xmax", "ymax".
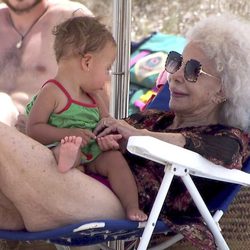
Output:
[{"xmin": 165, "ymin": 51, "xmax": 219, "ymax": 83}]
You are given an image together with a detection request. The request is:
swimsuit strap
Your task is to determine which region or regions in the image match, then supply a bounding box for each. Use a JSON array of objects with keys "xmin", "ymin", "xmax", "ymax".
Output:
[
  {"xmin": 43, "ymin": 79, "xmax": 73, "ymax": 100},
  {"xmin": 43, "ymin": 79, "xmax": 73, "ymax": 113},
  {"xmin": 42, "ymin": 79, "xmax": 97, "ymax": 113}
]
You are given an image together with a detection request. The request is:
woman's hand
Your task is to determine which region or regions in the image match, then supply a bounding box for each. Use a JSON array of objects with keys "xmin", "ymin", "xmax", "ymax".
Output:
[
  {"xmin": 97, "ymin": 134, "xmax": 122, "ymax": 151},
  {"xmin": 94, "ymin": 117, "xmax": 117, "ymax": 135},
  {"xmin": 94, "ymin": 117, "xmax": 140, "ymax": 140}
]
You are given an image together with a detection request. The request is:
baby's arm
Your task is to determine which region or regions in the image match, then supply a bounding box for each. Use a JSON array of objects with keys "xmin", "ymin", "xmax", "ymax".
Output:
[{"xmin": 26, "ymin": 84, "xmax": 62, "ymax": 144}]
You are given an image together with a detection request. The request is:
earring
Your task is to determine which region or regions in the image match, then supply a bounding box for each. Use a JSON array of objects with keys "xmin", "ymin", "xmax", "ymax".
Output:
[{"xmin": 212, "ymin": 96, "xmax": 227, "ymax": 104}]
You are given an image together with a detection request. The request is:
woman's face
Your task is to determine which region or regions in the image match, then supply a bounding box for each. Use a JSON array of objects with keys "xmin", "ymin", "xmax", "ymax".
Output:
[{"xmin": 168, "ymin": 42, "xmax": 222, "ymax": 116}]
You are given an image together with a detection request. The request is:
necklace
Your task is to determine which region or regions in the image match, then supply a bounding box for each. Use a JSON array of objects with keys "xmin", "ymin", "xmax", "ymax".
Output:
[{"xmin": 9, "ymin": 6, "xmax": 49, "ymax": 49}]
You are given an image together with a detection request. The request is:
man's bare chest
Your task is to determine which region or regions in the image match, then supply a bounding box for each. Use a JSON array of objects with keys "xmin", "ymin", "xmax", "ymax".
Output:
[{"xmin": 0, "ymin": 28, "xmax": 57, "ymax": 94}]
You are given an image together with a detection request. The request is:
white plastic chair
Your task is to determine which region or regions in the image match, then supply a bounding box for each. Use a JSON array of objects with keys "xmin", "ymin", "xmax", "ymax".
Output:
[{"xmin": 127, "ymin": 135, "xmax": 250, "ymax": 250}]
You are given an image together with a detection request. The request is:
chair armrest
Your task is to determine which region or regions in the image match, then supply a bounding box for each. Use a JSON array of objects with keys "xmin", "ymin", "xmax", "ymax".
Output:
[{"xmin": 127, "ymin": 136, "xmax": 250, "ymax": 186}]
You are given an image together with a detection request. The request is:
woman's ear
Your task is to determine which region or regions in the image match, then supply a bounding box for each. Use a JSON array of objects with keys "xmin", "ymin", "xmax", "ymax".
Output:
[{"xmin": 81, "ymin": 53, "xmax": 92, "ymax": 71}]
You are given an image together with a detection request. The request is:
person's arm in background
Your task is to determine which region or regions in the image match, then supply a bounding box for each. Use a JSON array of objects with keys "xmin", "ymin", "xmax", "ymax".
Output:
[{"xmin": 92, "ymin": 91, "xmax": 110, "ymax": 118}]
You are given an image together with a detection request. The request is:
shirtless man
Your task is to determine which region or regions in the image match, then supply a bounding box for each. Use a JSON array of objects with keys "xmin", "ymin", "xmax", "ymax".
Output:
[{"xmin": 0, "ymin": 0, "xmax": 94, "ymax": 129}]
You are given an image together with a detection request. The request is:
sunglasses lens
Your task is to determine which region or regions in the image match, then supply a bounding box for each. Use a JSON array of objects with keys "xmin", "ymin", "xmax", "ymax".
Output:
[
  {"xmin": 184, "ymin": 59, "xmax": 201, "ymax": 82},
  {"xmin": 165, "ymin": 51, "xmax": 182, "ymax": 74}
]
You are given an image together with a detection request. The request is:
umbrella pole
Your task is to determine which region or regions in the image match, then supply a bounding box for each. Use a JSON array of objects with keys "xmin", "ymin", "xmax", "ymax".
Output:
[{"xmin": 110, "ymin": 0, "xmax": 132, "ymax": 119}]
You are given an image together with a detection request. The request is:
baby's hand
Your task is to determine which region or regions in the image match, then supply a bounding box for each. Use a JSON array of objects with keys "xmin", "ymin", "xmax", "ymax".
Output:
[
  {"xmin": 96, "ymin": 134, "xmax": 122, "ymax": 151},
  {"xmin": 69, "ymin": 128, "xmax": 96, "ymax": 146}
]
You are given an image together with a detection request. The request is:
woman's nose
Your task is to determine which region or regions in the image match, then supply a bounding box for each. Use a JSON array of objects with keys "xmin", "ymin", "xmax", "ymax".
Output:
[{"xmin": 169, "ymin": 65, "xmax": 185, "ymax": 84}]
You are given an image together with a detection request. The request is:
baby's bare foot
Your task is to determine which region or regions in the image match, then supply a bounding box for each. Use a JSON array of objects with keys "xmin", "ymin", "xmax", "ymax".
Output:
[
  {"xmin": 58, "ymin": 136, "xmax": 82, "ymax": 173},
  {"xmin": 126, "ymin": 207, "xmax": 148, "ymax": 222}
]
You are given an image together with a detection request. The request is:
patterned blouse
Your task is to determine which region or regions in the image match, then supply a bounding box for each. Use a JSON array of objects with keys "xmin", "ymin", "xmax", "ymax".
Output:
[{"xmin": 123, "ymin": 110, "xmax": 249, "ymax": 249}]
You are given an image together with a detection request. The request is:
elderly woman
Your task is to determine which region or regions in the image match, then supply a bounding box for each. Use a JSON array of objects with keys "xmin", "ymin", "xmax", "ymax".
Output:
[
  {"xmin": 95, "ymin": 13, "xmax": 250, "ymax": 248},
  {"xmin": 0, "ymin": 13, "xmax": 249, "ymax": 249}
]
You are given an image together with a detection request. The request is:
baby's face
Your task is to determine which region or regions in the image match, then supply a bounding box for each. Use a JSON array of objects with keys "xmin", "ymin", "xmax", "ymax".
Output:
[{"xmin": 86, "ymin": 42, "xmax": 117, "ymax": 92}]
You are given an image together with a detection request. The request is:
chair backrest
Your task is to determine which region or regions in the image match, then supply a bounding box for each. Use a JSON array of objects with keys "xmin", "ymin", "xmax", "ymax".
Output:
[
  {"xmin": 145, "ymin": 82, "xmax": 170, "ymax": 111},
  {"xmin": 208, "ymin": 157, "xmax": 250, "ymax": 213}
]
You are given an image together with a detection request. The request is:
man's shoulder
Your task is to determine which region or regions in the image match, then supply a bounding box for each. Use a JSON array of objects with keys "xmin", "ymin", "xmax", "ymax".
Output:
[{"xmin": 49, "ymin": 0, "xmax": 93, "ymax": 16}]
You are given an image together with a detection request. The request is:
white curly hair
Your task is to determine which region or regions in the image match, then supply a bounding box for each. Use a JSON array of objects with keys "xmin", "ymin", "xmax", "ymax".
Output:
[{"xmin": 186, "ymin": 13, "xmax": 250, "ymax": 132}]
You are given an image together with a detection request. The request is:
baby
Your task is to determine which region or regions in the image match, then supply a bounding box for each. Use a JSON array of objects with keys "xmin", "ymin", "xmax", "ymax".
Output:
[{"xmin": 26, "ymin": 16, "xmax": 147, "ymax": 222}]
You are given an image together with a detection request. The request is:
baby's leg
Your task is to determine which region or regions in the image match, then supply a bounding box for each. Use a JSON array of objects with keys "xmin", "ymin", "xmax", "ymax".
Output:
[
  {"xmin": 54, "ymin": 136, "xmax": 82, "ymax": 173},
  {"xmin": 87, "ymin": 151, "xmax": 147, "ymax": 221}
]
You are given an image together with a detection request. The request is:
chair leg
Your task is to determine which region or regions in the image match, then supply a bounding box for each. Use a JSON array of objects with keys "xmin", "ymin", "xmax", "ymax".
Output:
[
  {"xmin": 148, "ymin": 233, "xmax": 184, "ymax": 250},
  {"xmin": 182, "ymin": 174, "xmax": 229, "ymax": 250},
  {"xmin": 137, "ymin": 165, "xmax": 175, "ymax": 250},
  {"xmin": 99, "ymin": 241, "xmax": 125, "ymax": 250}
]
